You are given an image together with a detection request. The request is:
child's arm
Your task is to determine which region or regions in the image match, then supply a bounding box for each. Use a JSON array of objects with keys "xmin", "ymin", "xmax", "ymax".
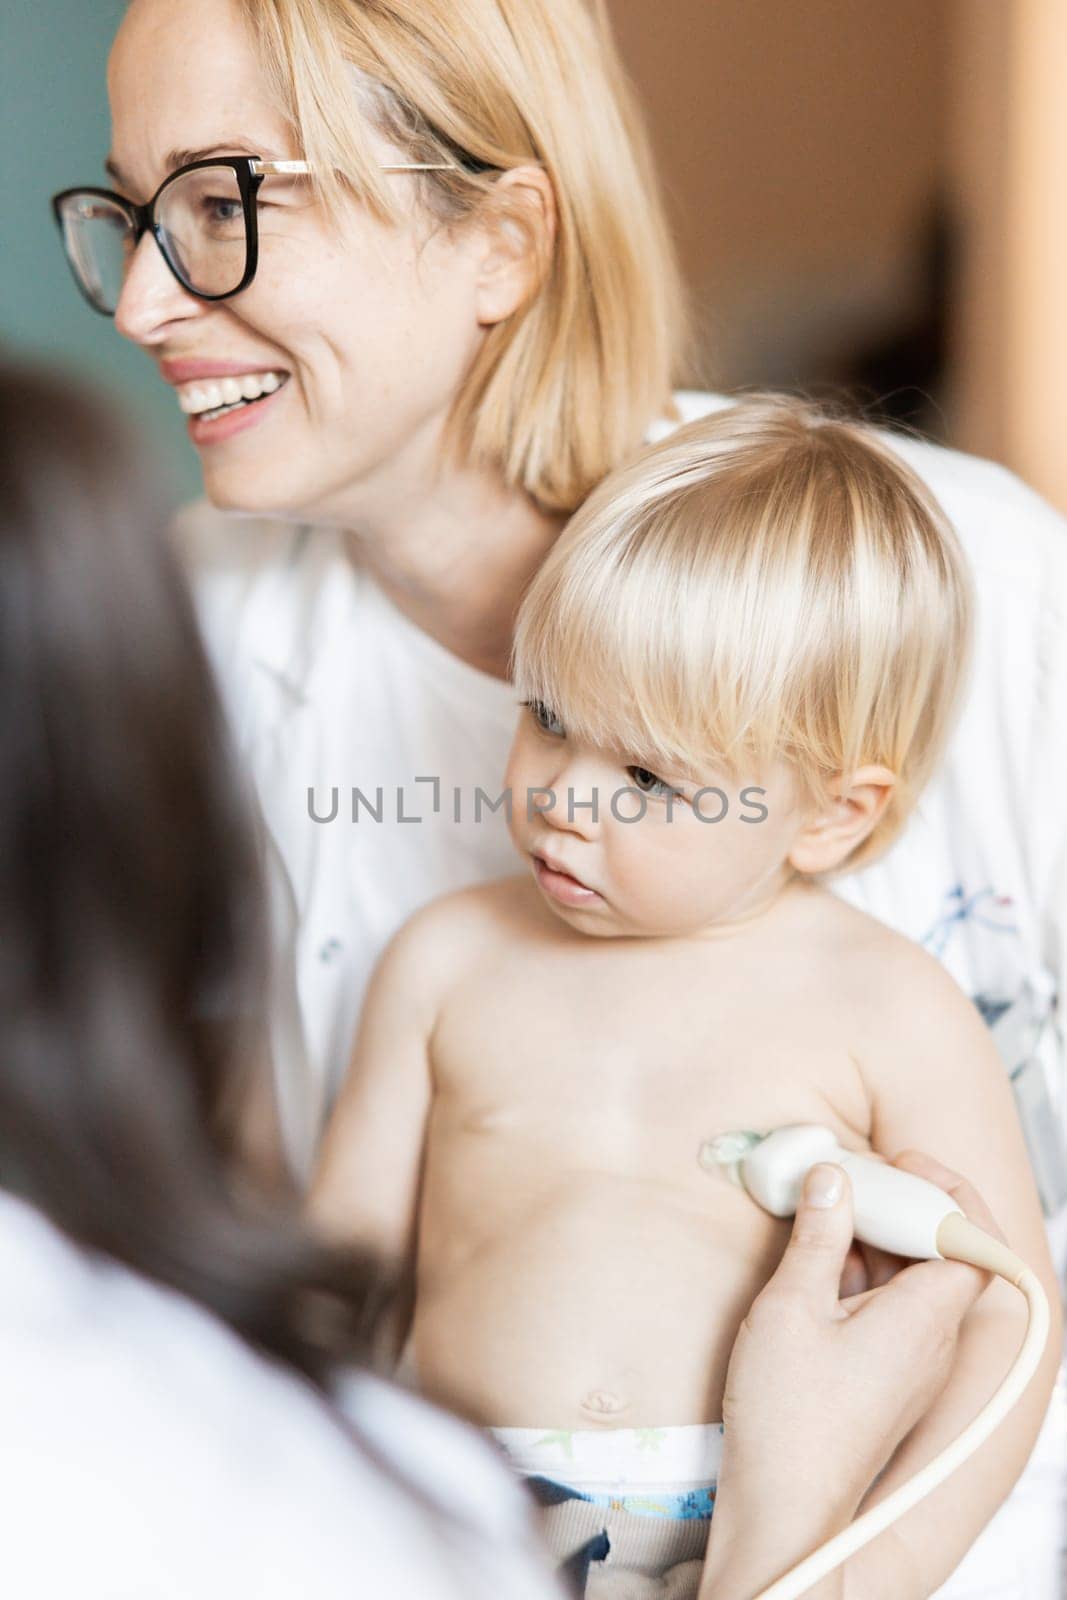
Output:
[
  {"xmin": 309, "ymin": 905, "xmax": 449, "ymax": 1270},
  {"xmin": 836, "ymin": 938, "xmax": 1063, "ymax": 1600}
]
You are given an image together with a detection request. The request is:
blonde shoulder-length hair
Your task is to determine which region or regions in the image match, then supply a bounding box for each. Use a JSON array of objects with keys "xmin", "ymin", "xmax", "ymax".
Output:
[{"xmin": 238, "ymin": 0, "xmax": 688, "ymax": 512}]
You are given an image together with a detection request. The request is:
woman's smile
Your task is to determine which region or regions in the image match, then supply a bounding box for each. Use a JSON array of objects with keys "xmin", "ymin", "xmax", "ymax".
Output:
[{"xmin": 179, "ymin": 370, "xmax": 291, "ymax": 444}]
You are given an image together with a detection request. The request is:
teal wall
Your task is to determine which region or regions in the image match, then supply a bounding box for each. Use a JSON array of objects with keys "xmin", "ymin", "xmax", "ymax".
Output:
[{"xmin": 1, "ymin": 1, "xmax": 201, "ymax": 506}]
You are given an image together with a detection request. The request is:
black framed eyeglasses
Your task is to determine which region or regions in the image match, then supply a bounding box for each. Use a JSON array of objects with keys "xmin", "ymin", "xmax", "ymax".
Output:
[{"xmin": 51, "ymin": 154, "xmax": 457, "ymax": 317}]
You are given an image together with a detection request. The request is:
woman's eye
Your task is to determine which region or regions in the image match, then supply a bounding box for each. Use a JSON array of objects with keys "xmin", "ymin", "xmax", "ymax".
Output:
[
  {"xmin": 201, "ymin": 197, "xmax": 244, "ymax": 225},
  {"xmin": 523, "ymin": 699, "xmax": 565, "ymax": 737},
  {"xmin": 627, "ymin": 765, "xmax": 676, "ymax": 799}
]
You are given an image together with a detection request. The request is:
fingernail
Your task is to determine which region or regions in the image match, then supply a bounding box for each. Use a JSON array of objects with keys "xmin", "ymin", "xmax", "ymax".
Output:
[{"xmin": 804, "ymin": 1164, "xmax": 843, "ymax": 1208}]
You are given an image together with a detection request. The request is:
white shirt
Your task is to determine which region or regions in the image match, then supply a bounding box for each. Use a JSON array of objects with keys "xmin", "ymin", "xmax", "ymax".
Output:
[
  {"xmin": 0, "ymin": 1191, "xmax": 563, "ymax": 1599},
  {"xmin": 173, "ymin": 392, "xmax": 1067, "ymax": 1184}
]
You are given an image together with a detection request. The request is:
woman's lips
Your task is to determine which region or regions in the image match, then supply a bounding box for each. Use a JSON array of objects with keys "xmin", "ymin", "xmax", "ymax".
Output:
[
  {"xmin": 161, "ymin": 358, "xmax": 287, "ymax": 383},
  {"xmin": 532, "ymin": 853, "xmax": 603, "ymax": 908},
  {"xmin": 185, "ymin": 378, "xmax": 288, "ymax": 446}
]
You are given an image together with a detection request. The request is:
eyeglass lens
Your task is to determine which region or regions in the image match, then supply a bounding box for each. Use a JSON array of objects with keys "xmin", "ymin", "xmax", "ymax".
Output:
[
  {"xmin": 157, "ymin": 166, "xmax": 247, "ymax": 298},
  {"xmin": 58, "ymin": 165, "xmax": 249, "ymax": 314},
  {"xmin": 58, "ymin": 195, "xmax": 134, "ymax": 314}
]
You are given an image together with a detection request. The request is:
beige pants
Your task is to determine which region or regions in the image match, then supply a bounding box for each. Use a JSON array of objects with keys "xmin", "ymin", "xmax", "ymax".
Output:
[{"xmin": 538, "ymin": 1495, "xmax": 710, "ymax": 1599}]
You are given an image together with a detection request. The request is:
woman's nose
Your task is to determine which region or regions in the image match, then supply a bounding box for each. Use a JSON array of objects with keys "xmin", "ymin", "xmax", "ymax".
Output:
[{"xmin": 113, "ymin": 233, "xmax": 204, "ymax": 345}]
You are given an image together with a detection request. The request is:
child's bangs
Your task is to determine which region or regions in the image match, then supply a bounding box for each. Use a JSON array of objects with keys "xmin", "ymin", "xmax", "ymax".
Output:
[{"xmin": 511, "ymin": 512, "xmax": 787, "ymax": 787}]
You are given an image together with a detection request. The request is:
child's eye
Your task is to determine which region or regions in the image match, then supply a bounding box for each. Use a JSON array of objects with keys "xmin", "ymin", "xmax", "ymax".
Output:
[
  {"xmin": 522, "ymin": 699, "xmax": 565, "ymax": 737},
  {"xmin": 627, "ymin": 765, "xmax": 678, "ymax": 799}
]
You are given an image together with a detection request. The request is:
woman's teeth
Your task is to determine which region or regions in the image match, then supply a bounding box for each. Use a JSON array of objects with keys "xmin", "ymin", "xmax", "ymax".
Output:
[{"xmin": 177, "ymin": 370, "xmax": 286, "ymax": 422}]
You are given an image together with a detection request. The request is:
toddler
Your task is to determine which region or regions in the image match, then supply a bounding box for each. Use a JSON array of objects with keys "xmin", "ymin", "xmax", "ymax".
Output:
[{"xmin": 313, "ymin": 397, "xmax": 1059, "ymax": 1598}]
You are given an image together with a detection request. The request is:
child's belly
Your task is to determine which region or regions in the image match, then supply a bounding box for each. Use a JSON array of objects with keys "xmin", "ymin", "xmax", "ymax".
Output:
[{"xmin": 411, "ymin": 1160, "xmax": 793, "ymax": 1429}]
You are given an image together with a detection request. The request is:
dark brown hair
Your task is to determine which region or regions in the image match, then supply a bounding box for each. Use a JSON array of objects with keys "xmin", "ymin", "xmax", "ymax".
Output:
[{"xmin": 0, "ymin": 364, "xmax": 386, "ymax": 1387}]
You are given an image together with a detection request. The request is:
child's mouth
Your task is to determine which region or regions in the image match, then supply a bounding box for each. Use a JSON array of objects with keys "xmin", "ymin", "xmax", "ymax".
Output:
[{"xmin": 531, "ymin": 853, "xmax": 603, "ymax": 908}]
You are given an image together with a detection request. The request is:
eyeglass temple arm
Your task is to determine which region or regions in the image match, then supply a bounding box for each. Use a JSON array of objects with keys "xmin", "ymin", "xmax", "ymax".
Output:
[{"xmin": 249, "ymin": 159, "xmax": 459, "ymax": 176}]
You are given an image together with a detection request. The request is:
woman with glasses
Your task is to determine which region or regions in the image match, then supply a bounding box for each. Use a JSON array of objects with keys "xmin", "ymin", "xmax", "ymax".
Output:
[
  {"xmin": 53, "ymin": 0, "xmax": 689, "ymax": 1178},
  {"xmin": 49, "ymin": 0, "xmax": 1067, "ymax": 1592}
]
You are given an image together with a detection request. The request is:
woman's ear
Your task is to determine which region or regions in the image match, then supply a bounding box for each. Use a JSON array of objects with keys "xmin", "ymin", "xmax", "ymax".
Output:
[
  {"xmin": 472, "ymin": 164, "xmax": 557, "ymax": 326},
  {"xmin": 787, "ymin": 766, "xmax": 897, "ymax": 875}
]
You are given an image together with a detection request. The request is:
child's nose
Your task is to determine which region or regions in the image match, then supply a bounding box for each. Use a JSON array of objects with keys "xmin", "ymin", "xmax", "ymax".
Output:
[{"xmin": 541, "ymin": 753, "xmax": 603, "ymax": 839}]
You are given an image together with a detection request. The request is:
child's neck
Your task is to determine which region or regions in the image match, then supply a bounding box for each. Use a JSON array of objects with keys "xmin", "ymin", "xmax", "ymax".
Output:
[{"xmin": 689, "ymin": 865, "xmax": 809, "ymax": 943}]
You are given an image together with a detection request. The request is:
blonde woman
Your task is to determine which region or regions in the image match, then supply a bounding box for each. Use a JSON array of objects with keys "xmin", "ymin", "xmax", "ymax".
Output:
[{"xmin": 50, "ymin": 0, "xmax": 1065, "ymax": 1592}]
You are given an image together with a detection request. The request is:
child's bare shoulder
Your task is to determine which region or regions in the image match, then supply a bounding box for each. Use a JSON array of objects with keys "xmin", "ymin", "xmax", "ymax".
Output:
[
  {"xmin": 381, "ymin": 876, "xmax": 546, "ymax": 991},
  {"xmin": 809, "ymin": 893, "xmax": 1011, "ymax": 1136},
  {"xmin": 809, "ymin": 888, "xmax": 986, "ymax": 1056},
  {"xmin": 814, "ymin": 887, "xmax": 965, "ymax": 993}
]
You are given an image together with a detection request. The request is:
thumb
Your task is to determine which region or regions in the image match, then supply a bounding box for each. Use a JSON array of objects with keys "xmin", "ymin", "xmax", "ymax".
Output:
[{"xmin": 767, "ymin": 1164, "xmax": 855, "ymax": 1310}]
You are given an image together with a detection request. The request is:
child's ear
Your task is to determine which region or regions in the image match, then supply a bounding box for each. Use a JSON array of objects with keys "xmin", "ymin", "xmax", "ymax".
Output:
[
  {"xmin": 787, "ymin": 765, "xmax": 897, "ymax": 875},
  {"xmin": 472, "ymin": 165, "xmax": 557, "ymax": 326}
]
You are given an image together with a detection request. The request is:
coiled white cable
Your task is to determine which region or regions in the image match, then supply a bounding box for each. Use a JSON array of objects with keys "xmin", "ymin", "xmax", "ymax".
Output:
[{"xmin": 753, "ymin": 1216, "xmax": 1051, "ymax": 1599}]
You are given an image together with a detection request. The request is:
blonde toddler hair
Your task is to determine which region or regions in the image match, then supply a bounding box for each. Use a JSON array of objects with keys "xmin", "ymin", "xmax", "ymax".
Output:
[
  {"xmin": 238, "ymin": 0, "xmax": 687, "ymax": 512},
  {"xmin": 511, "ymin": 395, "xmax": 973, "ymax": 873}
]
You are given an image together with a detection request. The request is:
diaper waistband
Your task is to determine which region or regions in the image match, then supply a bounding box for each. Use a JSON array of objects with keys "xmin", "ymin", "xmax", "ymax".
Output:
[{"xmin": 489, "ymin": 1422, "xmax": 725, "ymax": 1489}]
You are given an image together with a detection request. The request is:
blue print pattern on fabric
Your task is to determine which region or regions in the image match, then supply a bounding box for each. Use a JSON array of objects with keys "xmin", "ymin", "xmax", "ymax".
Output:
[
  {"xmin": 919, "ymin": 883, "xmax": 1019, "ymax": 960},
  {"xmin": 919, "ymin": 883, "xmax": 1021, "ymax": 1026},
  {"xmin": 528, "ymin": 1475, "xmax": 716, "ymax": 1522}
]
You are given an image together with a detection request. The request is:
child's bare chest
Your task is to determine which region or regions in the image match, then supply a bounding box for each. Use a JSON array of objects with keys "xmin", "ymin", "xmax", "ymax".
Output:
[
  {"xmin": 415, "ymin": 930, "xmax": 874, "ymax": 1425},
  {"xmin": 430, "ymin": 936, "xmax": 873, "ymax": 1180}
]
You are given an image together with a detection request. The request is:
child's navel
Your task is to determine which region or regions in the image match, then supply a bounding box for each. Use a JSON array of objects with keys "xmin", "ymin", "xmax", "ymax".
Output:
[{"xmin": 580, "ymin": 1388, "xmax": 630, "ymax": 1419}]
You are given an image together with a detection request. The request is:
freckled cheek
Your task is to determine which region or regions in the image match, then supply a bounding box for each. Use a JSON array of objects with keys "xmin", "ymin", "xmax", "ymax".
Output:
[
  {"xmin": 229, "ymin": 276, "xmax": 296, "ymax": 356},
  {"xmin": 232, "ymin": 271, "xmax": 326, "ymax": 400},
  {"xmin": 257, "ymin": 244, "xmax": 410, "ymax": 373},
  {"xmin": 260, "ymin": 220, "xmax": 473, "ymax": 421}
]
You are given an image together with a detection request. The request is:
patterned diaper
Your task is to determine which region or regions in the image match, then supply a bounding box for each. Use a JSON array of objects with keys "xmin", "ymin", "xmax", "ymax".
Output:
[{"xmin": 490, "ymin": 1423, "xmax": 724, "ymax": 1520}]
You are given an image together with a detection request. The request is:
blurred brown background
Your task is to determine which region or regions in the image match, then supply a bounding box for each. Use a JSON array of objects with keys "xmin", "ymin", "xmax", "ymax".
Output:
[{"xmin": 611, "ymin": 0, "xmax": 1067, "ymax": 512}]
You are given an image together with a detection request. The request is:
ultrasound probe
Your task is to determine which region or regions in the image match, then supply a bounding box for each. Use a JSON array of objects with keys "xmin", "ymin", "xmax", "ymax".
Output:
[{"xmin": 703, "ymin": 1125, "xmax": 1051, "ymax": 1599}]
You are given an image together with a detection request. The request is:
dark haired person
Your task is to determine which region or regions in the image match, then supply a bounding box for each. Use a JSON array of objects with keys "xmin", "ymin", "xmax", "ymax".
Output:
[{"xmin": 0, "ymin": 365, "xmax": 1004, "ymax": 1597}]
